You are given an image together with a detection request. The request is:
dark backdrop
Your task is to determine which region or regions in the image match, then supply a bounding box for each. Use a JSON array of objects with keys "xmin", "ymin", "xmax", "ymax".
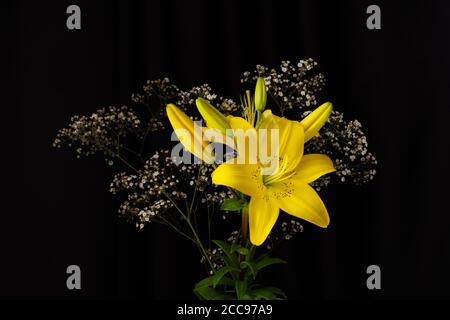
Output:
[{"xmin": 3, "ymin": 0, "xmax": 450, "ymax": 300}]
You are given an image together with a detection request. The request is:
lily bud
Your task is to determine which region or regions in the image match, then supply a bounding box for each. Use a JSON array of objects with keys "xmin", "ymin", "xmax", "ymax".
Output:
[
  {"xmin": 196, "ymin": 97, "xmax": 230, "ymax": 135},
  {"xmin": 166, "ymin": 103, "xmax": 214, "ymax": 163},
  {"xmin": 300, "ymin": 102, "xmax": 333, "ymax": 142},
  {"xmin": 254, "ymin": 77, "xmax": 267, "ymax": 112}
]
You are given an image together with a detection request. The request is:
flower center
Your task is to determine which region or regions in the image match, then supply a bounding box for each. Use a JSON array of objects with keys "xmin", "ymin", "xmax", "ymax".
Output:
[{"xmin": 262, "ymin": 157, "xmax": 296, "ymax": 186}]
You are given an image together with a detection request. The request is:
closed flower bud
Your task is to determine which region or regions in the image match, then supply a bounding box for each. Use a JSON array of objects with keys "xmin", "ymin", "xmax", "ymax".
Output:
[
  {"xmin": 196, "ymin": 97, "xmax": 230, "ymax": 135},
  {"xmin": 254, "ymin": 77, "xmax": 267, "ymax": 112},
  {"xmin": 300, "ymin": 102, "xmax": 332, "ymax": 142}
]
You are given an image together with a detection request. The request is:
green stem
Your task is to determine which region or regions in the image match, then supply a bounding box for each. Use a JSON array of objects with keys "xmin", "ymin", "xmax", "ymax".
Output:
[
  {"xmin": 238, "ymin": 207, "xmax": 250, "ymax": 282},
  {"xmin": 255, "ymin": 110, "xmax": 262, "ymax": 128},
  {"xmin": 120, "ymin": 145, "xmax": 145, "ymax": 164},
  {"xmin": 97, "ymin": 141, "xmax": 140, "ymax": 174},
  {"xmin": 241, "ymin": 207, "xmax": 249, "ymax": 244},
  {"xmin": 188, "ymin": 169, "xmax": 201, "ymax": 219},
  {"xmin": 163, "ymin": 191, "xmax": 216, "ymax": 273},
  {"xmin": 114, "ymin": 153, "xmax": 139, "ymax": 173},
  {"xmin": 158, "ymin": 216, "xmax": 196, "ymax": 244}
]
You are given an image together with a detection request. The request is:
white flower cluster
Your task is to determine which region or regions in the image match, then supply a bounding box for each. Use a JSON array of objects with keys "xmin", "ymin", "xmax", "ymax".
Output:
[
  {"xmin": 306, "ymin": 111, "xmax": 377, "ymax": 186},
  {"xmin": 266, "ymin": 219, "xmax": 304, "ymax": 250},
  {"xmin": 227, "ymin": 230, "xmax": 240, "ymax": 243},
  {"xmin": 131, "ymin": 78, "xmax": 179, "ymax": 131},
  {"xmin": 109, "ymin": 150, "xmax": 186, "ymax": 228},
  {"xmin": 175, "ymin": 83, "xmax": 240, "ymax": 117},
  {"xmin": 53, "ymin": 106, "xmax": 143, "ymax": 163},
  {"xmin": 176, "ymin": 84, "xmax": 216, "ymax": 112},
  {"xmin": 109, "ymin": 149, "xmax": 230, "ymax": 229},
  {"xmin": 241, "ymin": 59, "xmax": 325, "ymax": 115},
  {"xmin": 200, "ymin": 248, "xmax": 225, "ymax": 274},
  {"xmin": 132, "ymin": 78, "xmax": 240, "ymax": 130}
]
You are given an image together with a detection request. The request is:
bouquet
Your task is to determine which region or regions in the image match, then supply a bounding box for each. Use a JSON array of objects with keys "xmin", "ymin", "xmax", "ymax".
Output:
[{"xmin": 54, "ymin": 60, "xmax": 377, "ymax": 299}]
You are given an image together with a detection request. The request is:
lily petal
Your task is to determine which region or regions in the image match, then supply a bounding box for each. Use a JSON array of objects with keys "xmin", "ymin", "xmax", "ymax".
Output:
[
  {"xmin": 300, "ymin": 102, "xmax": 332, "ymax": 142},
  {"xmin": 271, "ymin": 180, "xmax": 330, "ymax": 228},
  {"xmin": 259, "ymin": 109, "xmax": 278, "ymax": 130},
  {"xmin": 228, "ymin": 116, "xmax": 258, "ymax": 164},
  {"xmin": 211, "ymin": 163, "xmax": 263, "ymax": 197},
  {"xmin": 277, "ymin": 117, "xmax": 304, "ymax": 171},
  {"xmin": 293, "ymin": 154, "xmax": 335, "ymax": 183},
  {"xmin": 249, "ymin": 195, "xmax": 280, "ymax": 246},
  {"xmin": 260, "ymin": 110, "xmax": 304, "ymax": 168},
  {"xmin": 166, "ymin": 104, "xmax": 214, "ymax": 163},
  {"xmin": 228, "ymin": 116, "xmax": 254, "ymax": 131}
]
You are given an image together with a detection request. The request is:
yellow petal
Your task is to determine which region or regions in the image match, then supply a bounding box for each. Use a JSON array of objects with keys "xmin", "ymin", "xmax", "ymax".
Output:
[
  {"xmin": 293, "ymin": 154, "xmax": 335, "ymax": 183},
  {"xmin": 166, "ymin": 104, "xmax": 214, "ymax": 163},
  {"xmin": 211, "ymin": 163, "xmax": 263, "ymax": 197},
  {"xmin": 277, "ymin": 117, "xmax": 304, "ymax": 171},
  {"xmin": 259, "ymin": 109, "xmax": 304, "ymax": 172},
  {"xmin": 249, "ymin": 195, "xmax": 280, "ymax": 246},
  {"xmin": 196, "ymin": 98, "xmax": 230, "ymax": 135},
  {"xmin": 228, "ymin": 117, "xmax": 258, "ymax": 165},
  {"xmin": 260, "ymin": 110, "xmax": 304, "ymax": 158},
  {"xmin": 259, "ymin": 109, "xmax": 278, "ymax": 130},
  {"xmin": 270, "ymin": 180, "xmax": 330, "ymax": 228},
  {"xmin": 254, "ymin": 77, "xmax": 267, "ymax": 112},
  {"xmin": 228, "ymin": 116, "xmax": 254, "ymax": 131},
  {"xmin": 203, "ymin": 127, "xmax": 235, "ymax": 149},
  {"xmin": 300, "ymin": 102, "xmax": 332, "ymax": 142}
]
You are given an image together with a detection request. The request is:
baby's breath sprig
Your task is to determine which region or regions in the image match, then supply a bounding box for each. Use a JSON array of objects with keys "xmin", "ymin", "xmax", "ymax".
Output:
[{"xmin": 241, "ymin": 59, "xmax": 325, "ymax": 116}]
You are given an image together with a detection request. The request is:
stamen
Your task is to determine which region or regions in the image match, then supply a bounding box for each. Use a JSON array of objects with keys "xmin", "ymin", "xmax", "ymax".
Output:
[
  {"xmin": 240, "ymin": 90, "xmax": 255, "ymax": 126},
  {"xmin": 263, "ymin": 156, "xmax": 296, "ymax": 185}
]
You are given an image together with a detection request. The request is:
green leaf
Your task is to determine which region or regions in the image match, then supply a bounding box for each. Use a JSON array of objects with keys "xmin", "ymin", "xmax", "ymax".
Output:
[
  {"xmin": 239, "ymin": 261, "xmax": 256, "ymax": 280},
  {"xmin": 194, "ymin": 286, "xmax": 231, "ymax": 300},
  {"xmin": 220, "ymin": 197, "xmax": 247, "ymax": 211},
  {"xmin": 237, "ymin": 247, "xmax": 249, "ymax": 255},
  {"xmin": 235, "ymin": 280, "xmax": 248, "ymax": 300},
  {"xmin": 245, "ymin": 245, "xmax": 256, "ymax": 262},
  {"xmin": 212, "ymin": 240, "xmax": 239, "ymax": 268},
  {"xmin": 265, "ymin": 286, "xmax": 287, "ymax": 299},
  {"xmin": 212, "ymin": 266, "xmax": 239, "ymax": 288},
  {"xmin": 251, "ymin": 286, "xmax": 287, "ymax": 300},
  {"xmin": 194, "ymin": 274, "xmax": 236, "ymax": 300},
  {"xmin": 252, "ymin": 288, "xmax": 276, "ymax": 300},
  {"xmin": 230, "ymin": 243, "xmax": 241, "ymax": 254},
  {"xmin": 254, "ymin": 256, "xmax": 286, "ymax": 274},
  {"xmin": 195, "ymin": 274, "xmax": 234, "ymax": 289},
  {"xmin": 230, "ymin": 243, "xmax": 249, "ymax": 256},
  {"xmin": 212, "ymin": 240, "xmax": 231, "ymax": 253}
]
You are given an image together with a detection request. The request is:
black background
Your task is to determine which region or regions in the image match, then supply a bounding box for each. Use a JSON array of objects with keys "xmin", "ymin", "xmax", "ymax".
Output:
[{"xmin": 3, "ymin": 0, "xmax": 450, "ymax": 300}]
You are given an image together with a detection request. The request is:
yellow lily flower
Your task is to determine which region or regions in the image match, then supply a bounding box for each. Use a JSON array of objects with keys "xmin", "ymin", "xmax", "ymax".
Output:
[
  {"xmin": 211, "ymin": 108, "xmax": 335, "ymax": 246},
  {"xmin": 166, "ymin": 103, "xmax": 215, "ymax": 163}
]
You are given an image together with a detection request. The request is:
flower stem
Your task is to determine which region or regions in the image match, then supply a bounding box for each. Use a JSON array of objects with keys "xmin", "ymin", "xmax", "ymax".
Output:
[
  {"xmin": 162, "ymin": 191, "xmax": 216, "ymax": 274},
  {"xmin": 241, "ymin": 207, "xmax": 249, "ymax": 244},
  {"xmin": 255, "ymin": 110, "xmax": 262, "ymax": 128}
]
